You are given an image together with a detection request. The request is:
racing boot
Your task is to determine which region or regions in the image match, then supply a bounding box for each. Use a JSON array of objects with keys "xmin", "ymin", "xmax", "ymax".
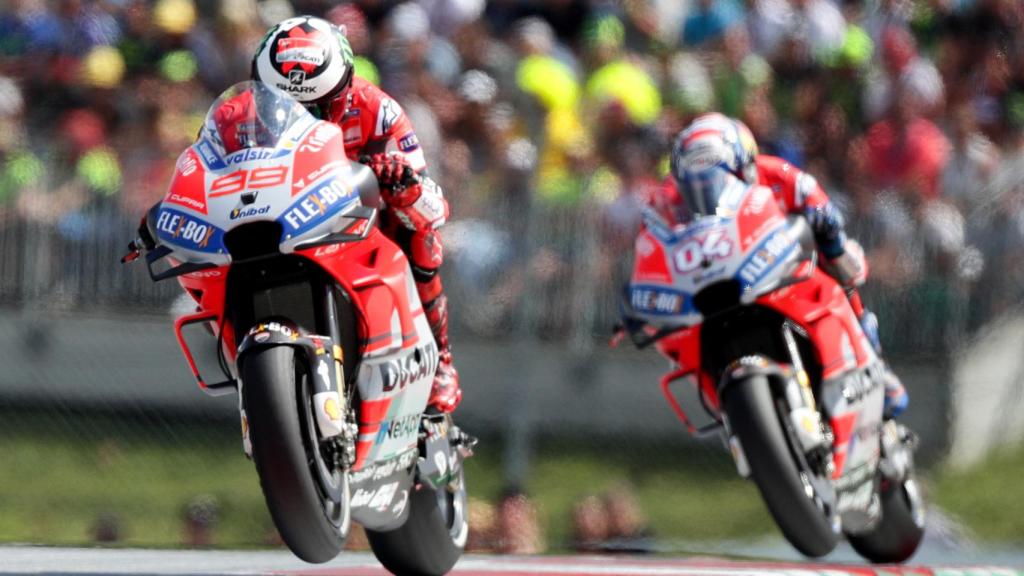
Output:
[
  {"xmin": 424, "ymin": 294, "xmax": 461, "ymax": 413},
  {"xmin": 860, "ymin": 308, "xmax": 908, "ymax": 419}
]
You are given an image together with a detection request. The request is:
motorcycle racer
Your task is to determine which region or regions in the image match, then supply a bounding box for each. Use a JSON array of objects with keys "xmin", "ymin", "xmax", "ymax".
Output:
[
  {"xmin": 248, "ymin": 15, "xmax": 460, "ymax": 414},
  {"xmin": 652, "ymin": 113, "xmax": 907, "ymax": 418}
]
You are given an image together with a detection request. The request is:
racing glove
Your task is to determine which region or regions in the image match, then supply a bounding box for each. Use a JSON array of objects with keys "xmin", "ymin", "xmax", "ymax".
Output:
[
  {"xmin": 362, "ymin": 152, "xmax": 448, "ymax": 231},
  {"xmin": 804, "ymin": 202, "xmax": 847, "ymax": 260},
  {"xmin": 362, "ymin": 152, "xmax": 420, "ymax": 207}
]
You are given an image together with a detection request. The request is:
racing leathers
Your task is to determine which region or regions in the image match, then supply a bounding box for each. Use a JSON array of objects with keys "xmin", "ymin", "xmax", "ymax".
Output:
[
  {"xmin": 320, "ymin": 77, "xmax": 460, "ymax": 413},
  {"xmin": 654, "ymin": 154, "xmax": 907, "ymax": 418}
]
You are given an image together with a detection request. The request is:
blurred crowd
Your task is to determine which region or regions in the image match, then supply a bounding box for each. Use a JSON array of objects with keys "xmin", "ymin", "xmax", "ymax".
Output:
[{"xmin": 0, "ymin": 0, "xmax": 1023, "ymax": 350}]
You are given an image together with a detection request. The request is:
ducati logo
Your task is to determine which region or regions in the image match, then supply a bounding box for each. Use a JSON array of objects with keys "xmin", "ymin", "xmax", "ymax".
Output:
[{"xmin": 289, "ymin": 69, "xmax": 305, "ymax": 85}]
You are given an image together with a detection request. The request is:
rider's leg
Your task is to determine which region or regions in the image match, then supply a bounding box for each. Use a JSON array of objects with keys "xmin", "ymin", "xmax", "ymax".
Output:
[
  {"xmin": 848, "ymin": 289, "xmax": 907, "ymax": 419},
  {"xmin": 406, "ymin": 227, "xmax": 461, "ymax": 413}
]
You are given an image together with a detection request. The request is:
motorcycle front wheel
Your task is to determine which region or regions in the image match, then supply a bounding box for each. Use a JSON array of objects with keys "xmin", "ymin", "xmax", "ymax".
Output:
[
  {"xmin": 723, "ymin": 374, "xmax": 838, "ymax": 558},
  {"xmin": 366, "ymin": 467, "xmax": 468, "ymax": 576},
  {"xmin": 242, "ymin": 345, "xmax": 351, "ymax": 563}
]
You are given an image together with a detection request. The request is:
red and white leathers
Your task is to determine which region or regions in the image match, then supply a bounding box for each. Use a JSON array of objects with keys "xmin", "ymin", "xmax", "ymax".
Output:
[
  {"xmin": 652, "ymin": 154, "xmax": 907, "ymax": 417},
  {"xmin": 321, "ymin": 77, "xmax": 460, "ymax": 413}
]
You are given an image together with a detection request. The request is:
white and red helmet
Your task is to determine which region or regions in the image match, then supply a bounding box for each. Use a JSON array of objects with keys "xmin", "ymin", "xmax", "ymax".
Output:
[
  {"xmin": 670, "ymin": 113, "xmax": 759, "ymax": 216},
  {"xmin": 252, "ymin": 16, "xmax": 355, "ymax": 105}
]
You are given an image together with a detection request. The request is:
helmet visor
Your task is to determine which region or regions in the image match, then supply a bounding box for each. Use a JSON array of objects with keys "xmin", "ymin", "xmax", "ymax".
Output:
[{"xmin": 678, "ymin": 166, "xmax": 729, "ymax": 217}]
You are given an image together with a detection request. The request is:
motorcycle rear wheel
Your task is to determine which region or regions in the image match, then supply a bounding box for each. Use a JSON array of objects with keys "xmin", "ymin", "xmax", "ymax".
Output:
[
  {"xmin": 847, "ymin": 476, "xmax": 925, "ymax": 563},
  {"xmin": 366, "ymin": 467, "xmax": 468, "ymax": 576},
  {"xmin": 243, "ymin": 345, "xmax": 351, "ymax": 563},
  {"xmin": 723, "ymin": 374, "xmax": 838, "ymax": 558}
]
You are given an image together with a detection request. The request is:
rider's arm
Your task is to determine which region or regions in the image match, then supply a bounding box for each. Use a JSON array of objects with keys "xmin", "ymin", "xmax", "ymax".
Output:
[
  {"xmin": 758, "ymin": 155, "xmax": 847, "ymax": 259},
  {"xmin": 359, "ymin": 85, "xmax": 447, "ymax": 229},
  {"xmin": 361, "ymin": 83, "xmax": 429, "ymax": 175}
]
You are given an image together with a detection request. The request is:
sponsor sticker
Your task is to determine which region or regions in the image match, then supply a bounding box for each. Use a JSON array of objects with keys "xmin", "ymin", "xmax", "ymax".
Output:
[
  {"xmin": 195, "ymin": 140, "xmax": 226, "ymax": 171},
  {"xmin": 737, "ymin": 228, "xmax": 794, "ymax": 286},
  {"xmin": 375, "ymin": 413, "xmax": 420, "ymax": 445},
  {"xmin": 225, "ymin": 148, "xmax": 276, "ymax": 165},
  {"xmin": 167, "ymin": 193, "xmax": 206, "ymax": 213},
  {"xmin": 247, "ymin": 321, "xmax": 297, "ymax": 341},
  {"xmin": 155, "ymin": 208, "xmax": 224, "ymax": 253},
  {"xmin": 298, "ymin": 123, "xmax": 337, "ymax": 154},
  {"xmin": 178, "ymin": 153, "xmax": 198, "ymax": 176},
  {"xmin": 278, "ymin": 83, "xmax": 317, "ymax": 95},
  {"xmin": 351, "ymin": 481, "xmax": 399, "ymax": 511},
  {"xmin": 229, "ymin": 205, "xmax": 271, "ymax": 220},
  {"xmin": 185, "ymin": 269, "xmax": 222, "ymax": 279},
  {"xmin": 381, "ymin": 345, "xmax": 439, "ymax": 393},
  {"xmin": 398, "ymin": 133, "xmax": 419, "ymax": 153},
  {"xmin": 281, "ymin": 177, "xmax": 357, "ymax": 234},
  {"xmin": 350, "ymin": 450, "xmax": 417, "ymax": 484},
  {"xmin": 630, "ymin": 286, "xmax": 687, "ymax": 316},
  {"xmin": 313, "ymin": 243, "xmax": 340, "ymax": 257},
  {"xmin": 276, "ymin": 37, "xmax": 327, "ymax": 67}
]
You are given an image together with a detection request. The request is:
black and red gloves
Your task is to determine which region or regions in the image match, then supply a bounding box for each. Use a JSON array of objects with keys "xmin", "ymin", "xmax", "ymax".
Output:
[
  {"xmin": 361, "ymin": 152, "xmax": 449, "ymax": 231},
  {"xmin": 362, "ymin": 152, "xmax": 421, "ymax": 207}
]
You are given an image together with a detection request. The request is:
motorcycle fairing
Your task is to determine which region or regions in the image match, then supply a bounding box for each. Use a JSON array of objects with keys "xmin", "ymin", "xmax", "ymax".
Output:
[
  {"xmin": 754, "ymin": 268, "xmax": 884, "ymax": 483},
  {"xmin": 157, "ymin": 101, "xmax": 360, "ymax": 269},
  {"xmin": 164, "ymin": 148, "xmax": 210, "ymax": 215},
  {"xmin": 349, "ymin": 446, "xmax": 418, "ymax": 529},
  {"xmin": 755, "ymin": 270, "xmax": 877, "ymax": 379},
  {"xmin": 628, "ymin": 184, "xmax": 802, "ymax": 328},
  {"xmin": 631, "ymin": 182, "xmax": 878, "ymax": 383},
  {"xmin": 296, "ymin": 229, "xmax": 437, "ymax": 470}
]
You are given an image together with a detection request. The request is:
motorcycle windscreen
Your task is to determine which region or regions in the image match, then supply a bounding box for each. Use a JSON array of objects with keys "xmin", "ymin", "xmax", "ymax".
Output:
[{"xmin": 201, "ymin": 81, "xmax": 312, "ymax": 156}]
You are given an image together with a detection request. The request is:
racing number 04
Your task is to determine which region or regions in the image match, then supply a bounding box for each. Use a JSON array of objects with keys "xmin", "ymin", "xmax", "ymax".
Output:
[{"xmin": 674, "ymin": 229, "xmax": 732, "ymax": 273}]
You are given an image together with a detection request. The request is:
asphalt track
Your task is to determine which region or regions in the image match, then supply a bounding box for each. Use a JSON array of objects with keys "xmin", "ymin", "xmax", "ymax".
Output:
[{"xmin": 2, "ymin": 544, "xmax": 1022, "ymax": 576}]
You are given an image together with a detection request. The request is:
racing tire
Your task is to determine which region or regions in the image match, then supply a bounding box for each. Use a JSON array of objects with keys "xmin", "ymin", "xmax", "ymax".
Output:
[
  {"xmin": 366, "ymin": 468, "xmax": 468, "ymax": 576},
  {"xmin": 243, "ymin": 345, "xmax": 350, "ymax": 563},
  {"xmin": 847, "ymin": 477, "xmax": 925, "ymax": 563},
  {"xmin": 723, "ymin": 375, "xmax": 838, "ymax": 558}
]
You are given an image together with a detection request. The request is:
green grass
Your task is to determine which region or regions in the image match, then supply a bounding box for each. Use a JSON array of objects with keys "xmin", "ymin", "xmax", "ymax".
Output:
[
  {"xmin": 508, "ymin": 439, "xmax": 772, "ymax": 547},
  {"xmin": 8, "ymin": 411, "xmax": 1024, "ymax": 550},
  {"xmin": 0, "ymin": 412, "xmax": 273, "ymax": 546},
  {"xmin": 0, "ymin": 411, "xmax": 770, "ymax": 549},
  {"xmin": 932, "ymin": 445, "xmax": 1024, "ymax": 545}
]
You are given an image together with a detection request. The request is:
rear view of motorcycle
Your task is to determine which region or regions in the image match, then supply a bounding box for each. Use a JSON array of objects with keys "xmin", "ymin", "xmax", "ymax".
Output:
[
  {"xmin": 122, "ymin": 81, "xmax": 473, "ymax": 575},
  {"xmin": 620, "ymin": 179, "xmax": 925, "ymax": 562}
]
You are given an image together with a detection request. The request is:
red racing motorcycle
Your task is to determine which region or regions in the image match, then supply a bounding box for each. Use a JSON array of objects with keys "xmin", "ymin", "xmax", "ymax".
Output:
[
  {"xmin": 123, "ymin": 82, "xmax": 472, "ymax": 574},
  {"xmin": 620, "ymin": 177, "xmax": 925, "ymax": 562}
]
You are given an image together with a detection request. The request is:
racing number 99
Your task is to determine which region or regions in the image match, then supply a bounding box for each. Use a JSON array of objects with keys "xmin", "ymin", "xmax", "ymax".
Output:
[{"xmin": 209, "ymin": 166, "xmax": 289, "ymax": 198}]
